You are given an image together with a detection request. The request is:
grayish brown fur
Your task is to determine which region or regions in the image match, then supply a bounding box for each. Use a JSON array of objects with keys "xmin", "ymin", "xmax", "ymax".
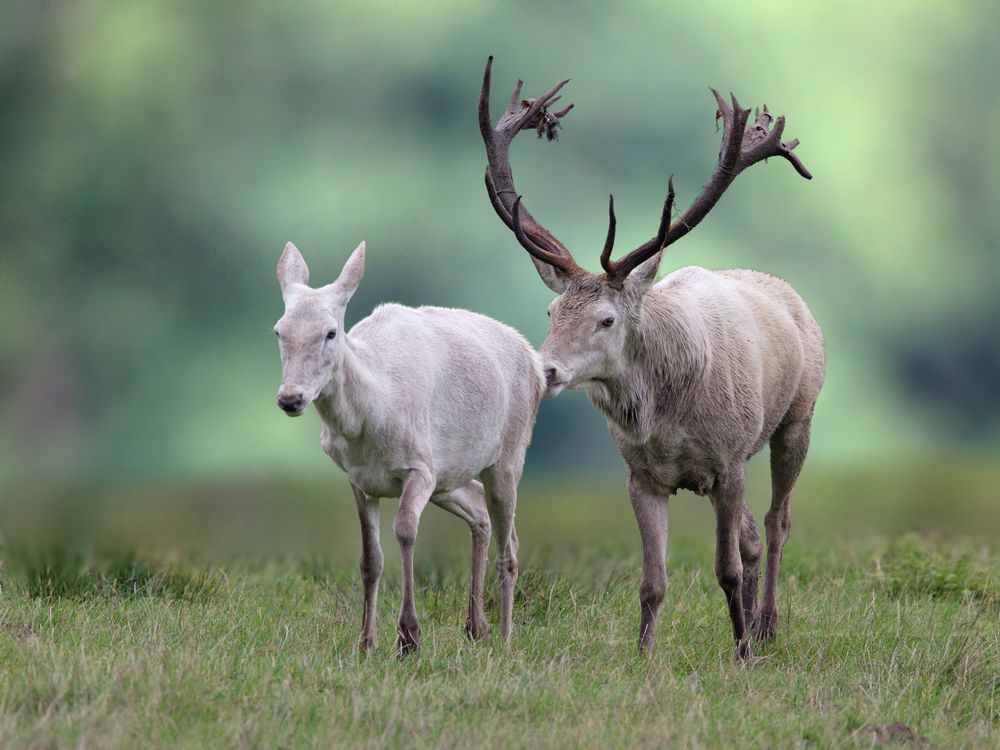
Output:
[
  {"xmin": 477, "ymin": 58, "xmax": 824, "ymax": 659},
  {"xmin": 539, "ymin": 256, "xmax": 825, "ymax": 658}
]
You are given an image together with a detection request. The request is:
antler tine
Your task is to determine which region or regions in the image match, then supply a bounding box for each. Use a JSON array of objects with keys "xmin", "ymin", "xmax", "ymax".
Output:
[
  {"xmin": 507, "ymin": 79, "xmax": 524, "ymax": 112},
  {"xmin": 478, "ymin": 56, "xmax": 584, "ymax": 276},
  {"xmin": 599, "ymin": 195, "xmax": 617, "ymax": 272},
  {"xmin": 498, "ymin": 77, "xmax": 571, "ymax": 141},
  {"xmin": 601, "ymin": 177, "xmax": 675, "ymax": 280},
  {"xmin": 604, "ymin": 88, "xmax": 811, "ymax": 281},
  {"xmin": 477, "ymin": 56, "xmax": 497, "ymax": 143},
  {"xmin": 741, "ymin": 108, "xmax": 813, "ymax": 179},
  {"xmin": 658, "ymin": 175, "xmax": 675, "ymax": 244},
  {"xmin": 484, "ymin": 168, "xmax": 570, "ymax": 259},
  {"xmin": 481, "ymin": 57, "xmax": 572, "ymax": 145},
  {"xmin": 512, "ymin": 196, "xmax": 580, "ymax": 275},
  {"xmin": 710, "ymin": 89, "xmax": 735, "ymax": 164}
]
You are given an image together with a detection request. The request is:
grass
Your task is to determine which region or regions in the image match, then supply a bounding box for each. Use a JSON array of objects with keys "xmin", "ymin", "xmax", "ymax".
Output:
[
  {"xmin": 0, "ymin": 533, "xmax": 997, "ymax": 748},
  {"xmin": 1, "ymin": 467, "xmax": 998, "ymax": 747}
]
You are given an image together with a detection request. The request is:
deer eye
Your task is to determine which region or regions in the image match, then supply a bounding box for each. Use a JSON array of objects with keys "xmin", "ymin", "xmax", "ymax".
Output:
[
  {"xmin": 600, "ymin": 317, "xmax": 615, "ymax": 328},
  {"xmin": 326, "ymin": 330, "xmax": 337, "ymax": 340}
]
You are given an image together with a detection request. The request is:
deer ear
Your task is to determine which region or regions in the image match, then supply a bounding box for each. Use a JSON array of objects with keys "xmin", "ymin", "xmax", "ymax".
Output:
[
  {"xmin": 532, "ymin": 258, "xmax": 570, "ymax": 294},
  {"xmin": 278, "ymin": 242, "xmax": 310, "ymax": 298},
  {"xmin": 331, "ymin": 241, "xmax": 366, "ymax": 304},
  {"xmin": 628, "ymin": 250, "xmax": 663, "ymax": 285}
]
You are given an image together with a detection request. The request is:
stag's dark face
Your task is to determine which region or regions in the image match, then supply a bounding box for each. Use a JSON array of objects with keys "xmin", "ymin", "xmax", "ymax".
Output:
[{"xmin": 539, "ymin": 275, "xmax": 644, "ymax": 397}]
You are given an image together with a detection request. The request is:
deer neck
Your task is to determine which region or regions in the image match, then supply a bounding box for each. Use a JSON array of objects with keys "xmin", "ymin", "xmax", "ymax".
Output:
[
  {"xmin": 314, "ymin": 334, "xmax": 382, "ymax": 439},
  {"xmin": 587, "ymin": 290, "xmax": 709, "ymax": 439}
]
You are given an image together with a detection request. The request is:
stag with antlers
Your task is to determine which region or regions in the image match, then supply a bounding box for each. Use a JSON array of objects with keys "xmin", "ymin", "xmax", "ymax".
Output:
[{"xmin": 479, "ymin": 57, "xmax": 825, "ymax": 659}]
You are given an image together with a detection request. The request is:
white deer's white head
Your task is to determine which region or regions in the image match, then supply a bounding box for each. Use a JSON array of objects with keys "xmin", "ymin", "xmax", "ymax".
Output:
[{"xmin": 274, "ymin": 241, "xmax": 365, "ymax": 416}]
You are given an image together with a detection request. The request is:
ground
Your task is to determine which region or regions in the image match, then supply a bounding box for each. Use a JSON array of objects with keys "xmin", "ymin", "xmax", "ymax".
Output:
[{"xmin": 0, "ymin": 471, "xmax": 997, "ymax": 748}]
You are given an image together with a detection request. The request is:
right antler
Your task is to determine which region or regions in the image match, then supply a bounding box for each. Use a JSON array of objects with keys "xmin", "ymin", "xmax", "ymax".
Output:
[
  {"xmin": 478, "ymin": 56, "xmax": 584, "ymax": 277},
  {"xmin": 601, "ymin": 90, "xmax": 812, "ymax": 281}
]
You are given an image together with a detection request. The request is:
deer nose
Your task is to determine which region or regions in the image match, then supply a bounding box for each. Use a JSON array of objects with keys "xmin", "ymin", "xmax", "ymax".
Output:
[
  {"xmin": 544, "ymin": 367, "xmax": 560, "ymax": 387},
  {"xmin": 276, "ymin": 391, "xmax": 304, "ymax": 413}
]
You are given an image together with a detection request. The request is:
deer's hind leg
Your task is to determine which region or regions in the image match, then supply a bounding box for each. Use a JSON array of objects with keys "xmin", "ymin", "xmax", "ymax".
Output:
[
  {"xmin": 756, "ymin": 418, "xmax": 812, "ymax": 642},
  {"xmin": 711, "ymin": 466, "xmax": 751, "ymax": 661},
  {"xmin": 431, "ymin": 481, "xmax": 492, "ymax": 640}
]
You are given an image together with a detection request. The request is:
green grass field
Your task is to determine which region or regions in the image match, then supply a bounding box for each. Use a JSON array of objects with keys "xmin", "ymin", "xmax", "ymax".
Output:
[{"xmin": 1, "ymin": 469, "xmax": 998, "ymax": 748}]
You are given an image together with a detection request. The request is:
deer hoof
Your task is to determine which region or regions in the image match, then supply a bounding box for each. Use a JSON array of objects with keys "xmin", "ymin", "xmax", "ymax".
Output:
[
  {"xmin": 396, "ymin": 623, "xmax": 420, "ymax": 657},
  {"xmin": 465, "ymin": 617, "xmax": 489, "ymax": 641},
  {"xmin": 735, "ymin": 638, "xmax": 752, "ymax": 662},
  {"xmin": 753, "ymin": 609, "xmax": 778, "ymax": 642}
]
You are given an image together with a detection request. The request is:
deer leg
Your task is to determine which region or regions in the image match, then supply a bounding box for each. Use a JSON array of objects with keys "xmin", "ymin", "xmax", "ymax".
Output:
[
  {"xmin": 481, "ymin": 463, "xmax": 522, "ymax": 645},
  {"xmin": 431, "ymin": 481, "xmax": 491, "ymax": 641},
  {"xmin": 757, "ymin": 419, "xmax": 811, "ymax": 641},
  {"xmin": 394, "ymin": 467, "xmax": 435, "ymax": 656},
  {"xmin": 352, "ymin": 484, "xmax": 382, "ymax": 653},
  {"xmin": 711, "ymin": 467, "xmax": 751, "ymax": 661},
  {"xmin": 740, "ymin": 504, "xmax": 762, "ymax": 631},
  {"xmin": 627, "ymin": 472, "xmax": 669, "ymax": 653}
]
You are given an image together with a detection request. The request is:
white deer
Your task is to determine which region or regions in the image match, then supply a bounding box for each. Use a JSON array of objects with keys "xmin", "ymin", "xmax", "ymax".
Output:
[
  {"xmin": 274, "ymin": 240, "xmax": 543, "ymax": 653},
  {"xmin": 479, "ymin": 58, "xmax": 825, "ymax": 659}
]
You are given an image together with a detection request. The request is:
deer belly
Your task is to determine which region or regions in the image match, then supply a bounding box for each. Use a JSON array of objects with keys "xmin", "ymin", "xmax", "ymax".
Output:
[{"xmin": 651, "ymin": 464, "xmax": 716, "ymax": 496}]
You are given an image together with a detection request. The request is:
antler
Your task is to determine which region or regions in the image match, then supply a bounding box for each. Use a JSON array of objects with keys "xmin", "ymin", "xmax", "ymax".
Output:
[
  {"xmin": 478, "ymin": 56, "xmax": 584, "ymax": 277},
  {"xmin": 601, "ymin": 90, "xmax": 812, "ymax": 281}
]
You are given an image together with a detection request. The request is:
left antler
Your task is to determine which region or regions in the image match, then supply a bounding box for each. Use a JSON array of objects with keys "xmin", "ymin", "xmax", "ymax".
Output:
[{"xmin": 478, "ymin": 56, "xmax": 585, "ymax": 278}]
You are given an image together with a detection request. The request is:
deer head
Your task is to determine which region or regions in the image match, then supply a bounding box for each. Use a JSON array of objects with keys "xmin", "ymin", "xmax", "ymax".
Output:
[
  {"xmin": 274, "ymin": 240, "xmax": 365, "ymax": 415},
  {"xmin": 478, "ymin": 56, "xmax": 811, "ymax": 395}
]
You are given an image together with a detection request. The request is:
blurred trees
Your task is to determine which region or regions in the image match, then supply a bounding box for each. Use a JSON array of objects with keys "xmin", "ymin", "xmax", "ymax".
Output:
[{"xmin": 1, "ymin": 1, "xmax": 997, "ymax": 482}]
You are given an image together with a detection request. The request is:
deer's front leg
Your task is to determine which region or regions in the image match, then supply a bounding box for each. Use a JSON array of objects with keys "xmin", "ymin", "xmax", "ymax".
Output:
[
  {"xmin": 352, "ymin": 483, "xmax": 382, "ymax": 653},
  {"xmin": 627, "ymin": 472, "xmax": 669, "ymax": 653},
  {"xmin": 481, "ymin": 463, "xmax": 522, "ymax": 645},
  {"xmin": 711, "ymin": 467, "xmax": 751, "ymax": 661},
  {"xmin": 740, "ymin": 504, "xmax": 762, "ymax": 631},
  {"xmin": 394, "ymin": 466, "xmax": 435, "ymax": 656}
]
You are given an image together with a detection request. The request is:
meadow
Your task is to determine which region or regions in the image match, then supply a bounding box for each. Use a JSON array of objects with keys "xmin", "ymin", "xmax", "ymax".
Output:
[
  {"xmin": 2, "ymin": 3, "xmax": 998, "ymax": 748},
  {"xmin": 1, "ymin": 465, "xmax": 998, "ymax": 748}
]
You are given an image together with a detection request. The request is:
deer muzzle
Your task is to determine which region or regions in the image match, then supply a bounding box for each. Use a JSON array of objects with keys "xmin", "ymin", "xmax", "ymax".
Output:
[
  {"xmin": 276, "ymin": 388, "xmax": 307, "ymax": 416},
  {"xmin": 542, "ymin": 364, "xmax": 568, "ymax": 398}
]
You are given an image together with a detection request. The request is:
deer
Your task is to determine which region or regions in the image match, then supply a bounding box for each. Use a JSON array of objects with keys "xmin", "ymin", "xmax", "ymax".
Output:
[
  {"xmin": 274, "ymin": 239, "xmax": 544, "ymax": 654},
  {"xmin": 478, "ymin": 57, "xmax": 825, "ymax": 660}
]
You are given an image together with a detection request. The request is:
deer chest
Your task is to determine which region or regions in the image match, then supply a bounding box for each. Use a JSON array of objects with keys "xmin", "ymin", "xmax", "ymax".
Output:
[
  {"xmin": 614, "ymin": 431, "xmax": 720, "ymax": 497},
  {"xmin": 319, "ymin": 425, "xmax": 404, "ymax": 498}
]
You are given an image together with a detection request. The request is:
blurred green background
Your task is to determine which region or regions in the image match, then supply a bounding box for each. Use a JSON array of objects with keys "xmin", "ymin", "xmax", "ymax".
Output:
[{"xmin": 1, "ymin": 1, "xmax": 997, "ymax": 552}]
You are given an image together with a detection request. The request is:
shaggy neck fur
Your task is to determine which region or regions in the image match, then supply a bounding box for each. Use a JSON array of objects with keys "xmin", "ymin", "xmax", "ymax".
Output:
[{"xmin": 587, "ymin": 284, "xmax": 711, "ymax": 442}]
